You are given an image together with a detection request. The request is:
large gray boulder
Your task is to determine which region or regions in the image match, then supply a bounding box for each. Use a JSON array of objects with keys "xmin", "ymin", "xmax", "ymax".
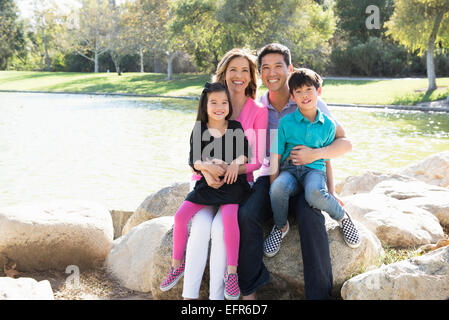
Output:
[
  {"xmin": 343, "ymin": 193, "xmax": 444, "ymax": 248},
  {"xmin": 341, "ymin": 246, "xmax": 449, "ymax": 300},
  {"xmin": 335, "ymin": 171, "xmax": 415, "ymax": 196},
  {"xmin": 258, "ymin": 215, "xmax": 384, "ymax": 299},
  {"xmin": 105, "ymin": 216, "xmax": 174, "ymax": 292},
  {"xmin": 0, "ymin": 200, "xmax": 113, "ymax": 271},
  {"xmin": 150, "ymin": 214, "xmax": 384, "ymax": 300},
  {"xmin": 372, "ymin": 179, "xmax": 449, "ymax": 227},
  {"xmin": 122, "ymin": 182, "xmax": 189, "ymax": 235}
]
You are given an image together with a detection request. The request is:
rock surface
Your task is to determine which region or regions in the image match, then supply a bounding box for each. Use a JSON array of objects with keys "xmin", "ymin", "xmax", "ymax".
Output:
[
  {"xmin": 105, "ymin": 216, "xmax": 174, "ymax": 292},
  {"xmin": 343, "ymin": 193, "xmax": 444, "ymax": 248},
  {"xmin": 397, "ymin": 151, "xmax": 449, "ymax": 188},
  {"xmin": 341, "ymin": 246, "xmax": 449, "ymax": 300},
  {"xmin": 150, "ymin": 214, "xmax": 384, "ymax": 299},
  {"xmin": 110, "ymin": 210, "xmax": 134, "ymax": 239},
  {"xmin": 0, "ymin": 200, "xmax": 114, "ymax": 271},
  {"xmin": 335, "ymin": 171, "xmax": 415, "ymax": 196},
  {"xmin": 122, "ymin": 183, "xmax": 189, "ymax": 236},
  {"xmin": 0, "ymin": 277, "xmax": 54, "ymax": 300},
  {"xmin": 372, "ymin": 180, "xmax": 449, "ymax": 227}
]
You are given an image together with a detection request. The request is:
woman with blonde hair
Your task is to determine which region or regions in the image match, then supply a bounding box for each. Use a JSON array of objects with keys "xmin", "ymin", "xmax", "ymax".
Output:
[{"xmin": 181, "ymin": 48, "xmax": 268, "ymax": 300}]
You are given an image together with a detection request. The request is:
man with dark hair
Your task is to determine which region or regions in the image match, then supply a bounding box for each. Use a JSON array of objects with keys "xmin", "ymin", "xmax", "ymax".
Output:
[{"xmin": 237, "ymin": 43, "xmax": 353, "ymax": 300}]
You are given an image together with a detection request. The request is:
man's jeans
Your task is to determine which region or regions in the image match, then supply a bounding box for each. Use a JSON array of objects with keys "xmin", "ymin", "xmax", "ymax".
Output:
[
  {"xmin": 270, "ymin": 160, "xmax": 345, "ymax": 229},
  {"xmin": 237, "ymin": 175, "xmax": 333, "ymax": 299}
]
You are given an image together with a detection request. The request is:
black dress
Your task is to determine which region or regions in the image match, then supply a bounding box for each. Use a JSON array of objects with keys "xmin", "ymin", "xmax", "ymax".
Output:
[{"xmin": 185, "ymin": 120, "xmax": 251, "ymax": 206}]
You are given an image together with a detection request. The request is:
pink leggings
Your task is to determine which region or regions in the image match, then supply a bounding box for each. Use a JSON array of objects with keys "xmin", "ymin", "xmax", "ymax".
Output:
[{"xmin": 173, "ymin": 201, "xmax": 239, "ymax": 266}]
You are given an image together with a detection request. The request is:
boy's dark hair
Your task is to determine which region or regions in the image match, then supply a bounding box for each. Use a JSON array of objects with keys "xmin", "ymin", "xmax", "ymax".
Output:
[
  {"xmin": 257, "ymin": 43, "xmax": 291, "ymax": 70},
  {"xmin": 288, "ymin": 68, "xmax": 323, "ymax": 94},
  {"xmin": 196, "ymin": 82, "xmax": 233, "ymax": 123}
]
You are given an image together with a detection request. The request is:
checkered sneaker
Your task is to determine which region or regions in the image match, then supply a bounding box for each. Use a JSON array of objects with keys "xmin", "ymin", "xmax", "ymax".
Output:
[
  {"xmin": 160, "ymin": 261, "xmax": 185, "ymax": 291},
  {"xmin": 341, "ymin": 214, "xmax": 361, "ymax": 249},
  {"xmin": 263, "ymin": 221, "xmax": 289, "ymax": 257},
  {"xmin": 224, "ymin": 272, "xmax": 240, "ymax": 300}
]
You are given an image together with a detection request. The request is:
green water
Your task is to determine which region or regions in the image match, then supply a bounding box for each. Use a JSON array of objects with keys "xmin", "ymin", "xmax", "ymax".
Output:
[{"xmin": 1, "ymin": 92, "xmax": 448, "ymax": 211}]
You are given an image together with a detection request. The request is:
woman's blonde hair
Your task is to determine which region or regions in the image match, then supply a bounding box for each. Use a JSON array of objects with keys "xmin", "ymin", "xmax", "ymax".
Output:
[{"xmin": 212, "ymin": 48, "xmax": 259, "ymax": 99}]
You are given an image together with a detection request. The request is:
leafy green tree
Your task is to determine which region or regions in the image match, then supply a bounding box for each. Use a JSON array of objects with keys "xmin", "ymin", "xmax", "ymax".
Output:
[
  {"xmin": 0, "ymin": 0, "xmax": 25, "ymax": 69},
  {"xmin": 386, "ymin": 0, "xmax": 449, "ymax": 90},
  {"xmin": 170, "ymin": 0, "xmax": 229, "ymax": 72},
  {"xmin": 171, "ymin": 0, "xmax": 335, "ymax": 72}
]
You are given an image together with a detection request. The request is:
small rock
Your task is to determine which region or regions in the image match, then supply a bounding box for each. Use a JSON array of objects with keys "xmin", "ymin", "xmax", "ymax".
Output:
[
  {"xmin": 0, "ymin": 277, "xmax": 54, "ymax": 300},
  {"xmin": 341, "ymin": 246, "xmax": 449, "ymax": 300}
]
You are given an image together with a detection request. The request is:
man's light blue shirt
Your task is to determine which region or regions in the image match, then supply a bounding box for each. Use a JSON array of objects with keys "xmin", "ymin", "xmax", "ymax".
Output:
[{"xmin": 270, "ymin": 107, "xmax": 336, "ymax": 172}]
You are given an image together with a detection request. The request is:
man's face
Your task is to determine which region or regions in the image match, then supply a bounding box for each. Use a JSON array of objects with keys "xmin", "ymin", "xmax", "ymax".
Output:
[{"xmin": 260, "ymin": 53, "xmax": 292, "ymax": 92}]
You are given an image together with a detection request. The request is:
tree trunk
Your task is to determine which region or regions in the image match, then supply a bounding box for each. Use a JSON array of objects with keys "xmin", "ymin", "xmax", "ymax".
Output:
[
  {"xmin": 166, "ymin": 51, "xmax": 174, "ymax": 80},
  {"xmin": 42, "ymin": 27, "xmax": 50, "ymax": 72},
  {"xmin": 94, "ymin": 52, "xmax": 99, "ymax": 73},
  {"xmin": 426, "ymin": 48, "xmax": 436, "ymax": 91},
  {"xmin": 426, "ymin": 11, "xmax": 444, "ymax": 91},
  {"xmin": 139, "ymin": 46, "xmax": 144, "ymax": 73}
]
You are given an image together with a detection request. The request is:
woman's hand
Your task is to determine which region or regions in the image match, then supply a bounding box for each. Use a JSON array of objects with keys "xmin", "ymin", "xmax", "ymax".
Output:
[
  {"xmin": 224, "ymin": 161, "xmax": 239, "ymax": 184},
  {"xmin": 202, "ymin": 170, "xmax": 225, "ymax": 189}
]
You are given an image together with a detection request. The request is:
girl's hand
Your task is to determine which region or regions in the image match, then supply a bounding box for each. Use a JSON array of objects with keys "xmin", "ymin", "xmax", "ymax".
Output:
[
  {"xmin": 211, "ymin": 158, "xmax": 229, "ymax": 171},
  {"xmin": 224, "ymin": 161, "xmax": 239, "ymax": 184},
  {"xmin": 203, "ymin": 162, "xmax": 226, "ymax": 179},
  {"xmin": 202, "ymin": 170, "xmax": 225, "ymax": 189}
]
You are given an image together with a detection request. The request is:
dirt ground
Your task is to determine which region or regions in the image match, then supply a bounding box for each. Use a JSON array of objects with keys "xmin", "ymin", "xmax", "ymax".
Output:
[{"xmin": 17, "ymin": 267, "xmax": 153, "ymax": 300}]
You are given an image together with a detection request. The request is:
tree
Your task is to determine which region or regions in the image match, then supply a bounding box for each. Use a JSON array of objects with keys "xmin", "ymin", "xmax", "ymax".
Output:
[
  {"xmin": 171, "ymin": 0, "xmax": 336, "ymax": 73},
  {"xmin": 386, "ymin": 0, "xmax": 449, "ymax": 90},
  {"xmin": 65, "ymin": 0, "xmax": 114, "ymax": 72},
  {"xmin": 170, "ymin": 0, "xmax": 228, "ymax": 72},
  {"xmin": 30, "ymin": 0, "xmax": 64, "ymax": 71},
  {"xmin": 334, "ymin": 0, "xmax": 394, "ymax": 42},
  {"xmin": 0, "ymin": 0, "xmax": 25, "ymax": 69}
]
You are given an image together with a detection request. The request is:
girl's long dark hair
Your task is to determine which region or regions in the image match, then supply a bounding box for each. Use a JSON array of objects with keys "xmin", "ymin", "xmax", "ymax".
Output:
[{"xmin": 196, "ymin": 82, "xmax": 233, "ymax": 123}]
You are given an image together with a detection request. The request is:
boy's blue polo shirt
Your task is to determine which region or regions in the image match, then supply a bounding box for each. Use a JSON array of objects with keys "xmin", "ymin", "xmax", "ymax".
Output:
[{"xmin": 270, "ymin": 107, "xmax": 336, "ymax": 172}]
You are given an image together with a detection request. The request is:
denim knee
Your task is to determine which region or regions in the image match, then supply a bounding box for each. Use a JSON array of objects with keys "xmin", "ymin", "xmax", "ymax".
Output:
[
  {"xmin": 269, "ymin": 179, "xmax": 291, "ymax": 203},
  {"xmin": 304, "ymin": 188, "xmax": 328, "ymax": 210}
]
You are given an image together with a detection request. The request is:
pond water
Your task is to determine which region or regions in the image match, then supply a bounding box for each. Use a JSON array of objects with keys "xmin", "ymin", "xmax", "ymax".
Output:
[{"xmin": 1, "ymin": 92, "xmax": 448, "ymax": 211}]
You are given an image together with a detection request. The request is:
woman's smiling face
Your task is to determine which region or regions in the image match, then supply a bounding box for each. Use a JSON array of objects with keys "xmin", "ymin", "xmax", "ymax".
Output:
[{"xmin": 225, "ymin": 56, "xmax": 251, "ymax": 95}]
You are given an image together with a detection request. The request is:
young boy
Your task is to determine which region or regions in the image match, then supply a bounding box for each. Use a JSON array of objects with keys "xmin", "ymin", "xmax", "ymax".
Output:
[{"xmin": 264, "ymin": 68, "xmax": 360, "ymax": 257}]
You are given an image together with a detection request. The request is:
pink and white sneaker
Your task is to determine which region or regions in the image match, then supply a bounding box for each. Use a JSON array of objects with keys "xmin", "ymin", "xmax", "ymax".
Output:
[
  {"xmin": 224, "ymin": 272, "xmax": 240, "ymax": 300},
  {"xmin": 160, "ymin": 261, "xmax": 185, "ymax": 291}
]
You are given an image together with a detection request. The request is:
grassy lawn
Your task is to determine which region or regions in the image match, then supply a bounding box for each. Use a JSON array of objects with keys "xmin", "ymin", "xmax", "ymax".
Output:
[{"xmin": 1, "ymin": 70, "xmax": 448, "ymax": 105}]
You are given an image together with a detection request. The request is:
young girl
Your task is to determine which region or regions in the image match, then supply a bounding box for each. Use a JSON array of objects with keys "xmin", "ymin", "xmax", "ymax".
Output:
[{"xmin": 160, "ymin": 82, "xmax": 251, "ymax": 300}]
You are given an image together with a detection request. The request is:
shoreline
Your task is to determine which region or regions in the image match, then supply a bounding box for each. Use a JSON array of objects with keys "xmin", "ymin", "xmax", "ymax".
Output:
[{"xmin": 2, "ymin": 89, "xmax": 449, "ymax": 112}]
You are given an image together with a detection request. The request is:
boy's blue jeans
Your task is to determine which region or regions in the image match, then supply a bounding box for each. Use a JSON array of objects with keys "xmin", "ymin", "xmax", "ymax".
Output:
[{"xmin": 270, "ymin": 160, "xmax": 345, "ymax": 229}]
